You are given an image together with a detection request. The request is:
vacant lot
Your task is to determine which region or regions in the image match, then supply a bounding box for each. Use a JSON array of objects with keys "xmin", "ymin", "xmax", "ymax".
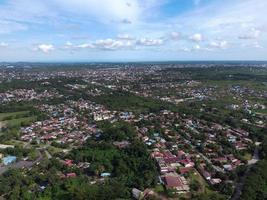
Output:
[
  {"xmin": 0, "ymin": 111, "xmax": 30, "ymax": 121},
  {"xmin": 0, "ymin": 111, "xmax": 36, "ymax": 128}
]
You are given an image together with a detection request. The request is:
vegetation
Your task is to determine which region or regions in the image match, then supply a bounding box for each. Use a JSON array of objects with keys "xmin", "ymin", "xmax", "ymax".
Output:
[
  {"xmin": 240, "ymin": 160, "xmax": 267, "ymax": 200},
  {"xmin": 92, "ymin": 91, "xmax": 177, "ymax": 114}
]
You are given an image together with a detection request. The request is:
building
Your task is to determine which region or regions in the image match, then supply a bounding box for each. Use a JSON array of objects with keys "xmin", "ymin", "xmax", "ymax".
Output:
[
  {"xmin": 2, "ymin": 156, "xmax": 17, "ymax": 165},
  {"xmin": 162, "ymin": 172, "xmax": 189, "ymax": 193}
]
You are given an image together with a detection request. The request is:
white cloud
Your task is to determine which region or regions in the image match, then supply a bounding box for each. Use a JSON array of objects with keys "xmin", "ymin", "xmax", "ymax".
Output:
[
  {"xmin": 180, "ymin": 47, "xmax": 191, "ymax": 52},
  {"xmin": 121, "ymin": 18, "xmax": 132, "ymax": 24},
  {"xmin": 62, "ymin": 36, "xmax": 165, "ymax": 51},
  {"xmin": 0, "ymin": 20, "xmax": 27, "ymax": 34},
  {"xmin": 169, "ymin": 32, "xmax": 180, "ymax": 40},
  {"xmin": 52, "ymin": 0, "xmax": 141, "ymax": 24},
  {"xmin": 0, "ymin": 42, "xmax": 8, "ymax": 47},
  {"xmin": 76, "ymin": 43, "xmax": 95, "ymax": 49},
  {"xmin": 95, "ymin": 38, "xmax": 135, "ymax": 50},
  {"xmin": 191, "ymin": 44, "xmax": 212, "ymax": 52},
  {"xmin": 242, "ymin": 41, "xmax": 264, "ymax": 49},
  {"xmin": 238, "ymin": 28, "xmax": 261, "ymax": 39},
  {"xmin": 190, "ymin": 33, "xmax": 203, "ymax": 42},
  {"xmin": 63, "ymin": 41, "xmax": 95, "ymax": 50},
  {"xmin": 117, "ymin": 34, "xmax": 135, "ymax": 40},
  {"xmin": 36, "ymin": 44, "xmax": 54, "ymax": 53},
  {"xmin": 209, "ymin": 40, "xmax": 229, "ymax": 49},
  {"xmin": 193, "ymin": 44, "xmax": 201, "ymax": 50},
  {"xmin": 0, "ymin": 0, "xmax": 266, "ymax": 60},
  {"xmin": 252, "ymin": 42, "xmax": 264, "ymax": 49},
  {"xmin": 137, "ymin": 38, "xmax": 163, "ymax": 46}
]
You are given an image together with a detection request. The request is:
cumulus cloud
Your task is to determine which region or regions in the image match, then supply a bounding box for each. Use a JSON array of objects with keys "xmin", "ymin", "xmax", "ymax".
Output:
[
  {"xmin": 0, "ymin": 42, "xmax": 8, "ymax": 47},
  {"xmin": 179, "ymin": 47, "xmax": 191, "ymax": 52},
  {"xmin": 238, "ymin": 28, "xmax": 261, "ymax": 39},
  {"xmin": 94, "ymin": 39, "xmax": 134, "ymax": 50},
  {"xmin": 1, "ymin": 0, "xmax": 266, "ymax": 60},
  {"xmin": 189, "ymin": 33, "xmax": 203, "ymax": 42},
  {"xmin": 169, "ymin": 32, "xmax": 180, "ymax": 40},
  {"xmin": 242, "ymin": 41, "xmax": 264, "ymax": 49},
  {"xmin": 62, "ymin": 36, "xmax": 166, "ymax": 51},
  {"xmin": 76, "ymin": 43, "xmax": 95, "ymax": 49},
  {"xmin": 252, "ymin": 42, "xmax": 264, "ymax": 49},
  {"xmin": 209, "ymin": 40, "xmax": 229, "ymax": 49},
  {"xmin": 63, "ymin": 41, "xmax": 95, "ymax": 50},
  {"xmin": 193, "ymin": 44, "xmax": 201, "ymax": 50},
  {"xmin": 36, "ymin": 44, "xmax": 54, "ymax": 53},
  {"xmin": 137, "ymin": 38, "xmax": 163, "ymax": 46},
  {"xmin": 117, "ymin": 34, "xmax": 135, "ymax": 40},
  {"xmin": 52, "ymin": 0, "xmax": 141, "ymax": 24},
  {"xmin": 121, "ymin": 18, "xmax": 132, "ymax": 24},
  {"xmin": 0, "ymin": 20, "xmax": 27, "ymax": 34}
]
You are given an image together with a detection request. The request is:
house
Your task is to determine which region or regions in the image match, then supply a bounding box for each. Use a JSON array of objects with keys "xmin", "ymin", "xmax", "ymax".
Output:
[
  {"xmin": 179, "ymin": 167, "xmax": 192, "ymax": 175},
  {"xmin": 177, "ymin": 150, "xmax": 186, "ymax": 160},
  {"xmin": 223, "ymin": 164, "xmax": 233, "ymax": 171},
  {"xmin": 210, "ymin": 178, "xmax": 222, "ymax": 185},
  {"xmin": 2, "ymin": 156, "xmax": 17, "ymax": 165},
  {"xmin": 132, "ymin": 188, "xmax": 143, "ymax": 200},
  {"xmin": 162, "ymin": 172, "xmax": 189, "ymax": 193},
  {"xmin": 201, "ymin": 170, "xmax": 211, "ymax": 180},
  {"xmin": 65, "ymin": 159, "xmax": 74, "ymax": 167},
  {"xmin": 113, "ymin": 141, "xmax": 130, "ymax": 149},
  {"xmin": 179, "ymin": 158, "xmax": 195, "ymax": 168},
  {"xmin": 0, "ymin": 144, "xmax": 15, "ymax": 149},
  {"xmin": 101, "ymin": 172, "xmax": 111, "ymax": 177},
  {"xmin": 66, "ymin": 173, "xmax": 77, "ymax": 178}
]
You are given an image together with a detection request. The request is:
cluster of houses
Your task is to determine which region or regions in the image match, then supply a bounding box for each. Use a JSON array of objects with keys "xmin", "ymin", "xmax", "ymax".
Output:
[
  {"xmin": 20, "ymin": 99, "xmax": 136, "ymax": 147},
  {"xmin": 152, "ymin": 150, "xmax": 191, "ymax": 194},
  {"xmin": 132, "ymin": 109, "xmax": 254, "ymax": 194},
  {"xmin": 15, "ymin": 93, "xmax": 255, "ymax": 197},
  {"xmin": 20, "ymin": 103, "xmax": 98, "ymax": 146},
  {"xmin": 0, "ymin": 89, "xmax": 61, "ymax": 104}
]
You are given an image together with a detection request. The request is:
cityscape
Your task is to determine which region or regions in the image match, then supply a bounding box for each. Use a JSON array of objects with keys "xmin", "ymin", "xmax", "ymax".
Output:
[
  {"xmin": 0, "ymin": 0, "xmax": 267, "ymax": 199},
  {"xmin": 0, "ymin": 63, "xmax": 266, "ymax": 199}
]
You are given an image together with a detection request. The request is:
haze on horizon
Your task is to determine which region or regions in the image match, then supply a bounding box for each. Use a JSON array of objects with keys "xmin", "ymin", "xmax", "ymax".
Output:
[{"xmin": 0, "ymin": 0, "xmax": 267, "ymax": 62}]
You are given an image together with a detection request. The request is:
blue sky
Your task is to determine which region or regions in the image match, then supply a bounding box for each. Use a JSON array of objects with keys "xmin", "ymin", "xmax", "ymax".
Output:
[{"xmin": 0, "ymin": 0, "xmax": 266, "ymax": 61}]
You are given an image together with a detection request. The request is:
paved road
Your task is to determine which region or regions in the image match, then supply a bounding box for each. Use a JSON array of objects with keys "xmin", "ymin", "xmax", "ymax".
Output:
[
  {"xmin": 199, "ymin": 152, "xmax": 225, "ymax": 173},
  {"xmin": 45, "ymin": 150, "xmax": 52, "ymax": 159},
  {"xmin": 0, "ymin": 151, "xmax": 43, "ymax": 175},
  {"xmin": 231, "ymin": 143, "xmax": 260, "ymax": 200},
  {"xmin": 185, "ymin": 139, "xmax": 225, "ymax": 173}
]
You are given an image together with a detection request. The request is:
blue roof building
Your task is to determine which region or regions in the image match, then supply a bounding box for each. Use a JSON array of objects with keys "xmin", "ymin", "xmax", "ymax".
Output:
[
  {"xmin": 101, "ymin": 172, "xmax": 111, "ymax": 177},
  {"xmin": 2, "ymin": 156, "xmax": 17, "ymax": 165}
]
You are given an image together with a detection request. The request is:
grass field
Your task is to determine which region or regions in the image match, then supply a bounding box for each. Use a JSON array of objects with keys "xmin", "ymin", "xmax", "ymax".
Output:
[
  {"xmin": 0, "ymin": 111, "xmax": 30, "ymax": 121},
  {"xmin": 3, "ymin": 116, "xmax": 37, "ymax": 127},
  {"xmin": 0, "ymin": 111, "xmax": 36, "ymax": 128}
]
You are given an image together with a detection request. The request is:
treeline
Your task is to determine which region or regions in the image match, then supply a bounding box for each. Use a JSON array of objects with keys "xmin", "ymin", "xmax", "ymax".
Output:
[
  {"xmin": 92, "ymin": 91, "xmax": 177, "ymax": 114},
  {"xmin": 240, "ymin": 138, "xmax": 267, "ymax": 200},
  {"xmin": 0, "ymin": 121, "xmax": 158, "ymax": 199},
  {"xmin": 240, "ymin": 160, "xmax": 267, "ymax": 200},
  {"xmin": 69, "ymin": 121, "xmax": 158, "ymax": 191}
]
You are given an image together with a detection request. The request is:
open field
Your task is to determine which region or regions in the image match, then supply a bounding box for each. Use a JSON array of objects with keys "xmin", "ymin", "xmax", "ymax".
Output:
[
  {"xmin": 0, "ymin": 111, "xmax": 36, "ymax": 129},
  {"xmin": 3, "ymin": 116, "xmax": 37, "ymax": 128},
  {"xmin": 0, "ymin": 111, "xmax": 30, "ymax": 121}
]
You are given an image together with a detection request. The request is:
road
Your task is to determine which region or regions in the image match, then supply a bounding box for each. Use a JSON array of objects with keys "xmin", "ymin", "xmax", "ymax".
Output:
[
  {"xmin": 45, "ymin": 150, "xmax": 52, "ymax": 159},
  {"xmin": 231, "ymin": 143, "xmax": 260, "ymax": 200},
  {"xmin": 185, "ymin": 139, "xmax": 225, "ymax": 173},
  {"xmin": 199, "ymin": 152, "xmax": 225, "ymax": 173},
  {"xmin": 0, "ymin": 151, "xmax": 43, "ymax": 175}
]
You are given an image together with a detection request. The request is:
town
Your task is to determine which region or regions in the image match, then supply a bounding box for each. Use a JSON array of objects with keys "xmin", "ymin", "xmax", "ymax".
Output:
[{"xmin": 0, "ymin": 63, "xmax": 266, "ymax": 200}]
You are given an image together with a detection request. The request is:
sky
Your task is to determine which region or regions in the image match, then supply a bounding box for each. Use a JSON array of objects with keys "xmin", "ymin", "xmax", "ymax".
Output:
[{"xmin": 0, "ymin": 0, "xmax": 266, "ymax": 62}]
